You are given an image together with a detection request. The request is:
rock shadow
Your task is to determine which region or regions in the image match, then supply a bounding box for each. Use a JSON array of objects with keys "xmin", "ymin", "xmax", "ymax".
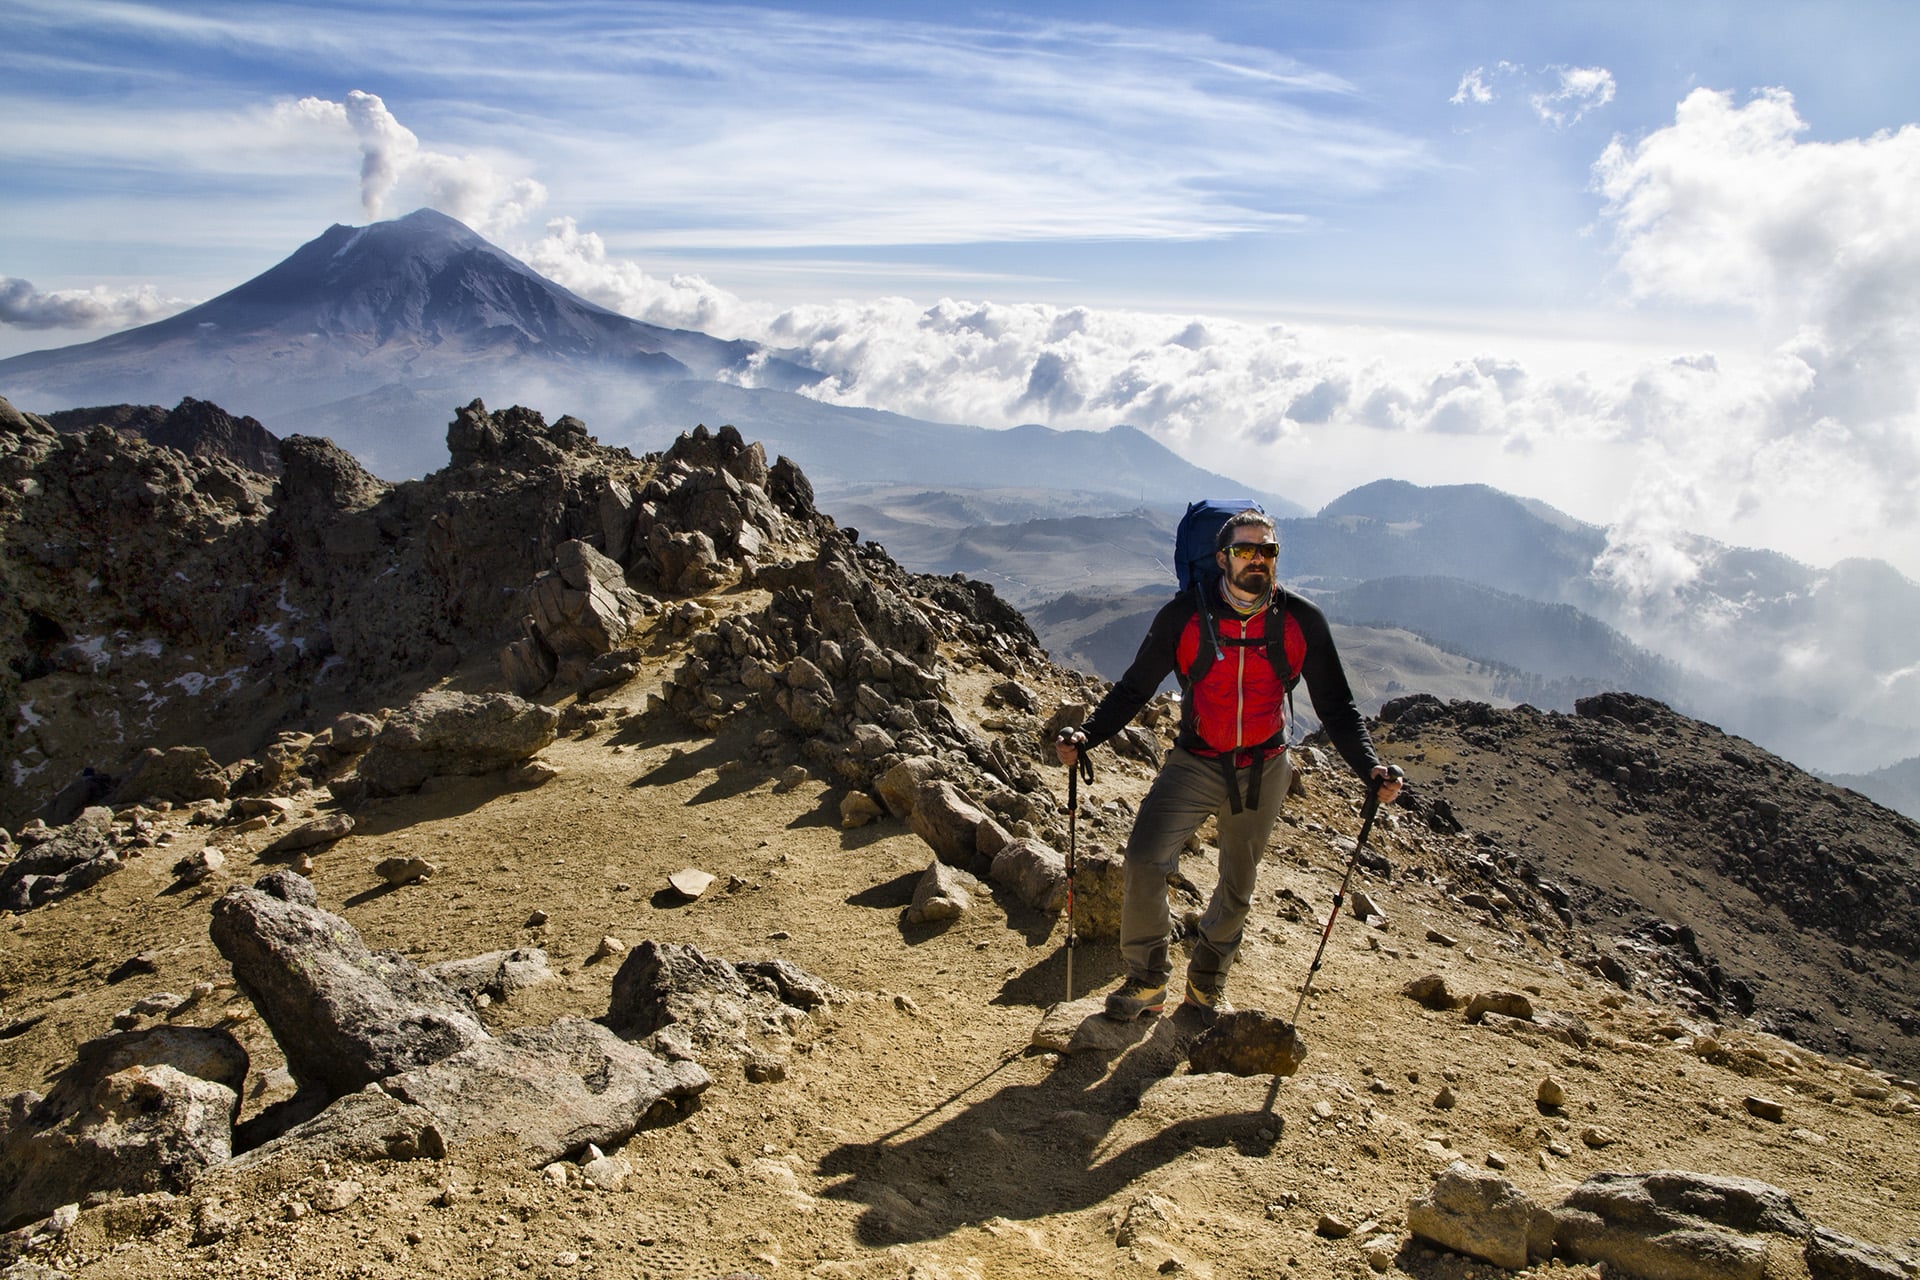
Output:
[
  {"xmin": 817, "ymin": 1014, "xmax": 1285, "ymax": 1245},
  {"xmin": 992, "ymin": 943, "xmax": 1123, "ymax": 1010}
]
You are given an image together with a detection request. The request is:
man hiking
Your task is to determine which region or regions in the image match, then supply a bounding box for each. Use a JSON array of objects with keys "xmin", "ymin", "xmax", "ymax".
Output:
[{"xmin": 1054, "ymin": 509, "xmax": 1403, "ymax": 1021}]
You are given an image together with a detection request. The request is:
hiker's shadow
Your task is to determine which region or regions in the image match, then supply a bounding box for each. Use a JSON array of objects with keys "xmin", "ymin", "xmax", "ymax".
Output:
[{"xmin": 815, "ymin": 1012, "xmax": 1285, "ymax": 1245}]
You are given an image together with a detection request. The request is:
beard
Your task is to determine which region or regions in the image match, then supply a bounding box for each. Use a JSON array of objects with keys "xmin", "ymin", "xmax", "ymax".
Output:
[{"xmin": 1228, "ymin": 561, "xmax": 1272, "ymax": 595}]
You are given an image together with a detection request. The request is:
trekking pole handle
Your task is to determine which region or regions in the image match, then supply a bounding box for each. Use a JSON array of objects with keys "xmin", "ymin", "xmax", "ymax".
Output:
[{"xmin": 1365, "ymin": 764, "xmax": 1405, "ymax": 806}]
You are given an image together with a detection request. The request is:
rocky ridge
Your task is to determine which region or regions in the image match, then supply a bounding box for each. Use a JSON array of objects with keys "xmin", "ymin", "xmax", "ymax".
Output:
[{"xmin": 0, "ymin": 396, "xmax": 1915, "ymax": 1279}]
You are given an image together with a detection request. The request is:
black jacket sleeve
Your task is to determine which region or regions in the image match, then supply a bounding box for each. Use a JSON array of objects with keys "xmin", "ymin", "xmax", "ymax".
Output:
[
  {"xmin": 1288, "ymin": 593, "xmax": 1381, "ymax": 781},
  {"xmin": 1078, "ymin": 595, "xmax": 1190, "ymax": 751}
]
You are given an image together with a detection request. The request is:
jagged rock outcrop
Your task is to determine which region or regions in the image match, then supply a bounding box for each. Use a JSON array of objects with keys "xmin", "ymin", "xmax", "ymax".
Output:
[
  {"xmin": 41, "ymin": 398, "xmax": 284, "ymax": 477},
  {"xmin": 208, "ymin": 875, "xmax": 487, "ymax": 1096},
  {"xmin": 0, "ymin": 399, "xmax": 829, "ymax": 831},
  {"xmin": 0, "ymin": 1027, "xmax": 249, "ymax": 1231},
  {"xmin": 502, "ymin": 539, "xmax": 655, "ymax": 696}
]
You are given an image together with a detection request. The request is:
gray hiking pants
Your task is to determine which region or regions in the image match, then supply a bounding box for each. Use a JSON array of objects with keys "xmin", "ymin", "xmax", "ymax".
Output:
[{"xmin": 1119, "ymin": 745, "xmax": 1293, "ymax": 992}]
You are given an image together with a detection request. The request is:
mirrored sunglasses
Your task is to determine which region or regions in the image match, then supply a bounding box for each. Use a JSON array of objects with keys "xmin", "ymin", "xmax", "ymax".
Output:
[{"xmin": 1226, "ymin": 542, "xmax": 1280, "ymax": 561}]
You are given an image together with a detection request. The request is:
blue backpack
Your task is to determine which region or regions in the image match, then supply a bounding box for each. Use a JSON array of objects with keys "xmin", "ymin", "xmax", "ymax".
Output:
[
  {"xmin": 1173, "ymin": 498, "xmax": 1303, "ymax": 721},
  {"xmin": 1175, "ymin": 498, "xmax": 1267, "ymax": 592}
]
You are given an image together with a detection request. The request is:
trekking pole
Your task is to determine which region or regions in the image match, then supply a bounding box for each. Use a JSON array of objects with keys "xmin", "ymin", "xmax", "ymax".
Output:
[
  {"xmin": 1289, "ymin": 766, "xmax": 1403, "ymax": 1026},
  {"xmin": 1061, "ymin": 735, "xmax": 1094, "ymax": 1003}
]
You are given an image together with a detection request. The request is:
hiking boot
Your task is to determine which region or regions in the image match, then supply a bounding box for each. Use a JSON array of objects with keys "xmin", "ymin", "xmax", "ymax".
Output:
[
  {"xmin": 1181, "ymin": 977, "xmax": 1232, "ymax": 1015},
  {"xmin": 1103, "ymin": 978, "xmax": 1168, "ymax": 1022}
]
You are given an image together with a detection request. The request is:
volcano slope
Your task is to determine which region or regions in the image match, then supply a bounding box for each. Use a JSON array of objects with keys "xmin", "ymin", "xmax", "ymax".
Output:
[{"xmin": 0, "ymin": 398, "xmax": 1915, "ymax": 1279}]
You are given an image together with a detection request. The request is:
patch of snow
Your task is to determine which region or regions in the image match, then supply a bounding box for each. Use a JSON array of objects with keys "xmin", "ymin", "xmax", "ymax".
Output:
[
  {"xmin": 127, "ymin": 637, "xmax": 164, "ymax": 659},
  {"xmin": 11, "ymin": 755, "xmax": 50, "ymax": 787},
  {"xmin": 17, "ymin": 699, "xmax": 42, "ymax": 727},
  {"xmin": 70, "ymin": 635, "xmax": 111, "ymax": 672}
]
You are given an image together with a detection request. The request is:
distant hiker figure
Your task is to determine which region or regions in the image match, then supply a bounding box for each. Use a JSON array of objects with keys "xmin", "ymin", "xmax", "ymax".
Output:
[{"xmin": 1054, "ymin": 507, "xmax": 1402, "ymax": 1021}]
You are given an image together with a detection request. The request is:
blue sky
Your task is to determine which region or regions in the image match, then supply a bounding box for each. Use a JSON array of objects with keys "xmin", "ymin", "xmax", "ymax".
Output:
[{"xmin": 6, "ymin": 0, "xmax": 1920, "ymax": 583}]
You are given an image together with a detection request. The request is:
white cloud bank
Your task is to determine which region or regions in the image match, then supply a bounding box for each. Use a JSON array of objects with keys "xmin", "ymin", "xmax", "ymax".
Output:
[
  {"xmin": 0, "ymin": 277, "xmax": 189, "ymax": 330},
  {"xmin": 508, "ymin": 85, "xmax": 1920, "ymax": 586},
  {"xmin": 10, "ymin": 79, "xmax": 1917, "ymax": 585}
]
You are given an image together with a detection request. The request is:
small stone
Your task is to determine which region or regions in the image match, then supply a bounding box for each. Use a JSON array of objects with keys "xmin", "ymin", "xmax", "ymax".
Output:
[
  {"xmin": 107, "ymin": 951, "xmax": 162, "ymax": 983},
  {"xmin": 314, "ymin": 1179, "xmax": 363, "ymax": 1213},
  {"xmin": 1403, "ymin": 974, "xmax": 1458, "ymax": 1010},
  {"xmin": 1425, "ymin": 928, "xmax": 1457, "ymax": 947},
  {"xmin": 542, "ymin": 1163, "xmax": 569, "ymax": 1186},
  {"xmin": 745, "ymin": 1054, "xmax": 788, "ymax": 1083},
  {"xmin": 1432, "ymin": 1085, "xmax": 1457, "ymax": 1110},
  {"xmin": 1486, "ymin": 1151, "xmax": 1508, "ymax": 1170},
  {"xmin": 1537, "ymin": 1077, "xmax": 1567, "ymax": 1108},
  {"xmin": 1745, "ymin": 1095, "xmax": 1787, "ymax": 1122},
  {"xmin": 375, "ymin": 855, "xmax": 436, "ymax": 886},
  {"xmin": 668, "ymin": 867, "xmax": 715, "ymax": 900},
  {"xmin": 580, "ymin": 1155, "xmax": 631, "ymax": 1191},
  {"xmin": 1317, "ymin": 1213, "xmax": 1354, "ymax": 1239},
  {"xmin": 1580, "ymin": 1125, "xmax": 1618, "ymax": 1147},
  {"xmin": 592, "ymin": 936, "xmax": 625, "ymax": 961},
  {"xmin": 172, "ymin": 847, "xmax": 225, "ymax": 884},
  {"xmin": 526, "ymin": 909, "xmax": 549, "ymax": 927}
]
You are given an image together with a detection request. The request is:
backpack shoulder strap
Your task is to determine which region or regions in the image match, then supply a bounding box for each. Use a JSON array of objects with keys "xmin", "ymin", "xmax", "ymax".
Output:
[
  {"xmin": 1269, "ymin": 586, "xmax": 1305, "ymax": 688},
  {"xmin": 1271, "ymin": 587, "xmax": 1306, "ymax": 745}
]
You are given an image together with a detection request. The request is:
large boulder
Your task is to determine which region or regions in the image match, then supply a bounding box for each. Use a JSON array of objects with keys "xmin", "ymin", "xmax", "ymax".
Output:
[
  {"xmin": 908, "ymin": 780, "xmax": 991, "ymax": 868},
  {"xmin": 876, "ymin": 756, "xmax": 944, "ymax": 820},
  {"xmin": 0, "ymin": 1027, "xmax": 248, "ymax": 1231},
  {"xmin": 354, "ymin": 690, "xmax": 558, "ymax": 797},
  {"xmin": 107, "ymin": 746, "xmax": 229, "ymax": 807},
  {"xmin": 377, "ymin": 1017, "xmax": 710, "ymax": 1165},
  {"xmin": 0, "ymin": 811, "xmax": 120, "ymax": 913},
  {"xmin": 989, "ymin": 838, "xmax": 1069, "ymax": 913},
  {"xmin": 209, "ymin": 877, "xmax": 487, "ymax": 1096},
  {"xmin": 522, "ymin": 540, "xmax": 647, "ymax": 679},
  {"xmin": 425, "ymin": 948, "xmax": 555, "ymax": 1006},
  {"xmin": 1551, "ymin": 1170, "xmax": 1812, "ymax": 1280},
  {"xmin": 605, "ymin": 942, "xmax": 840, "ymax": 1050},
  {"xmin": 1408, "ymin": 1161, "xmax": 1552, "ymax": 1270}
]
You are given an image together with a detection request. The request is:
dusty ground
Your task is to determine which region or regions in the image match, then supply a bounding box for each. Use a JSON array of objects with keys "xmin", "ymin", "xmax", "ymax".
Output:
[{"xmin": 3, "ymin": 625, "xmax": 1918, "ymax": 1280}]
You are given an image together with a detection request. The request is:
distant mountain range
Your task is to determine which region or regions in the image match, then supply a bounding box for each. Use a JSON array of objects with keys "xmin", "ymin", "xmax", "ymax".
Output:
[
  {"xmin": 4, "ymin": 208, "xmax": 1916, "ymax": 797},
  {"xmin": 0, "ymin": 209, "xmax": 1292, "ymax": 511}
]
